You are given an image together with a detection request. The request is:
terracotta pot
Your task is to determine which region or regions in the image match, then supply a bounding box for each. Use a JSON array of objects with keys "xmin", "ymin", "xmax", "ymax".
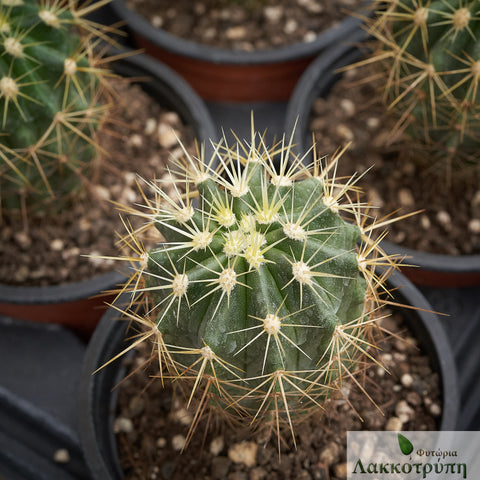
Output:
[
  {"xmin": 285, "ymin": 37, "xmax": 480, "ymax": 288},
  {"xmin": 0, "ymin": 51, "xmax": 217, "ymax": 338},
  {"xmin": 110, "ymin": 0, "xmax": 371, "ymax": 102},
  {"xmin": 78, "ymin": 270, "xmax": 459, "ymax": 479}
]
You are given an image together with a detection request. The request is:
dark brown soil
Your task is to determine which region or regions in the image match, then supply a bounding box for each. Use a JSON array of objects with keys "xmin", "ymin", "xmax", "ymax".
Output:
[
  {"xmin": 0, "ymin": 78, "xmax": 196, "ymax": 286},
  {"xmin": 114, "ymin": 310, "xmax": 442, "ymax": 480},
  {"xmin": 125, "ymin": 0, "xmax": 366, "ymax": 51},
  {"xmin": 308, "ymin": 66, "xmax": 480, "ymax": 256}
]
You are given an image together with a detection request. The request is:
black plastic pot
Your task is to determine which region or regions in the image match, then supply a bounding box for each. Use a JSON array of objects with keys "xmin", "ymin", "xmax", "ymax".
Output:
[
  {"xmin": 79, "ymin": 269, "xmax": 459, "ymax": 479},
  {"xmin": 110, "ymin": 0, "xmax": 372, "ymax": 102},
  {"xmin": 285, "ymin": 37, "xmax": 480, "ymax": 288},
  {"xmin": 0, "ymin": 51, "xmax": 217, "ymax": 338}
]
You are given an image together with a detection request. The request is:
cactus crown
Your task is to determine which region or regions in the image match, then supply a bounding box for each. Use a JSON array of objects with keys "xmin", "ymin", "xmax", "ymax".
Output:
[
  {"xmin": 0, "ymin": 0, "xmax": 113, "ymax": 211},
  {"xmin": 112, "ymin": 128, "xmax": 402, "ymax": 446},
  {"xmin": 365, "ymin": 0, "xmax": 480, "ymax": 166}
]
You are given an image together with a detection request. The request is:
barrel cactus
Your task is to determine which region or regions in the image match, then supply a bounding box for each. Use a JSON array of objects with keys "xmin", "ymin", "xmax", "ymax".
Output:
[
  {"xmin": 366, "ymin": 0, "xmax": 480, "ymax": 164},
  {"xmin": 116, "ymin": 131, "xmax": 400, "ymax": 444},
  {"xmin": 0, "ymin": 0, "xmax": 112, "ymax": 210}
]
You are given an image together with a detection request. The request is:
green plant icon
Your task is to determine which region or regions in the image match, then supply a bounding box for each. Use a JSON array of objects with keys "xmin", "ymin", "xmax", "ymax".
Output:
[{"xmin": 398, "ymin": 433, "xmax": 414, "ymax": 456}]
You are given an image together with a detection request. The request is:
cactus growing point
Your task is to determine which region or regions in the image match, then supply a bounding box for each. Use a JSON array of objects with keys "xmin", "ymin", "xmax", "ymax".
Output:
[
  {"xmin": 111, "ymin": 128, "xmax": 404, "ymax": 446},
  {"xmin": 0, "ymin": 0, "xmax": 114, "ymax": 211}
]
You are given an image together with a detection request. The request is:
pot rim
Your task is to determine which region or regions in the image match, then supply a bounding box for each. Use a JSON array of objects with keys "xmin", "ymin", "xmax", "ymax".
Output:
[{"xmin": 110, "ymin": 0, "xmax": 371, "ymax": 65}]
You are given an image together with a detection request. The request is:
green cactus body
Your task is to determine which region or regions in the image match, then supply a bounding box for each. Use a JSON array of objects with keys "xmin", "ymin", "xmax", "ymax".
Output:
[
  {"xmin": 371, "ymin": 0, "xmax": 480, "ymax": 157},
  {"xmin": 0, "ymin": 0, "xmax": 107, "ymax": 209},
  {"xmin": 127, "ymin": 138, "xmax": 385, "ymax": 427}
]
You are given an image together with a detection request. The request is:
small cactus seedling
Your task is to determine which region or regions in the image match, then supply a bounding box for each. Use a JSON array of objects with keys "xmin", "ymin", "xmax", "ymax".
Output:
[
  {"xmin": 0, "ymin": 0, "xmax": 114, "ymax": 211},
  {"xmin": 111, "ymin": 127, "xmax": 404, "ymax": 447},
  {"xmin": 363, "ymin": 0, "xmax": 480, "ymax": 167}
]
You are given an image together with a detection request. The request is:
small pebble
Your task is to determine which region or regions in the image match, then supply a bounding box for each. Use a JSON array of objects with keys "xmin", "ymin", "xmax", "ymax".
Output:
[
  {"xmin": 395, "ymin": 400, "xmax": 415, "ymax": 423},
  {"xmin": 336, "ymin": 124, "xmax": 354, "ymax": 141},
  {"xmin": 210, "ymin": 435, "xmax": 225, "ymax": 456},
  {"xmin": 468, "ymin": 219, "xmax": 480, "ymax": 234},
  {"xmin": 228, "ymin": 441, "xmax": 258, "ymax": 468},
  {"xmin": 129, "ymin": 133, "xmax": 143, "ymax": 148},
  {"xmin": 50, "ymin": 238, "xmax": 64, "ymax": 251},
  {"xmin": 53, "ymin": 448, "xmax": 70, "ymax": 464},
  {"xmin": 429, "ymin": 403, "xmax": 442, "ymax": 417},
  {"xmin": 171, "ymin": 434, "xmax": 186, "ymax": 451},
  {"xmin": 156, "ymin": 437, "xmax": 167, "ymax": 448},
  {"xmin": 385, "ymin": 416, "xmax": 403, "ymax": 431},
  {"xmin": 319, "ymin": 441, "xmax": 340, "ymax": 465},
  {"xmin": 171, "ymin": 407, "xmax": 193, "ymax": 426},
  {"xmin": 284, "ymin": 18, "xmax": 298, "ymax": 34},
  {"xmin": 398, "ymin": 188, "xmax": 415, "ymax": 207},
  {"xmin": 151, "ymin": 15, "xmax": 163, "ymax": 28},
  {"xmin": 263, "ymin": 6, "xmax": 283, "ymax": 23},
  {"xmin": 381, "ymin": 353, "xmax": 393, "ymax": 364},
  {"xmin": 225, "ymin": 25, "xmax": 247, "ymax": 40},
  {"xmin": 144, "ymin": 118, "xmax": 157, "ymax": 135},
  {"xmin": 114, "ymin": 417, "xmax": 134, "ymax": 434},
  {"xmin": 340, "ymin": 98, "xmax": 355, "ymax": 117},
  {"xmin": 436, "ymin": 210, "xmax": 452, "ymax": 229},
  {"xmin": 94, "ymin": 184, "xmax": 110, "ymax": 201},
  {"xmin": 14, "ymin": 231, "xmax": 31, "ymax": 249},
  {"xmin": 303, "ymin": 31, "xmax": 317, "ymax": 42},
  {"xmin": 298, "ymin": 0, "xmax": 324, "ymax": 13},
  {"xmin": 157, "ymin": 124, "xmax": 178, "ymax": 149},
  {"xmin": 420, "ymin": 214, "xmax": 431, "ymax": 230},
  {"xmin": 401, "ymin": 373, "xmax": 414, "ymax": 388}
]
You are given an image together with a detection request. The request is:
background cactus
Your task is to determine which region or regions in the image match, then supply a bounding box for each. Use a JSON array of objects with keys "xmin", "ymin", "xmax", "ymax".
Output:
[
  {"xmin": 116, "ymin": 130, "xmax": 400, "ymax": 444},
  {"xmin": 0, "ymin": 0, "xmax": 112, "ymax": 211},
  {"xmin": 365, "ymin": 0, "xmax": 480, "ymax": 166}
]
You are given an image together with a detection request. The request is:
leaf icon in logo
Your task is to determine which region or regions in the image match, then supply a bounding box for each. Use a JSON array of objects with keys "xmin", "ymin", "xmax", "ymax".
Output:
[{"xmin": 398, "ymin": 433, "xmax": 414, "ymax": 455}]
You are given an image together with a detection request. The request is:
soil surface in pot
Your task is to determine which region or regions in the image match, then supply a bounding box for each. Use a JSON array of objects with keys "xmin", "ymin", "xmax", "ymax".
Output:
[
  {"xmin": 125, "ymin": 0, "xmax": 365, "ymax": 51},
  {"xmin": 0, "ymin": 78, "xmax": 197, "ymax": 286},
  {"xmin": 308, "ymin": 66, "xmax": 480, "ymax": 256},
  {"xmin": 114, "ymin": 309, "xmax": 442, "ymax": 480}
]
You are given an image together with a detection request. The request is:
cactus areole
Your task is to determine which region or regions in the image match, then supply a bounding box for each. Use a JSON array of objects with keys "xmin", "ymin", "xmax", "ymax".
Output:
[
  {"xmin": 0, "ymin": 0, "xmax": 107, "ymax": 209},
  {"xmin": 122, "ymin": 134, "xmax": 393, "ymax": 430}
]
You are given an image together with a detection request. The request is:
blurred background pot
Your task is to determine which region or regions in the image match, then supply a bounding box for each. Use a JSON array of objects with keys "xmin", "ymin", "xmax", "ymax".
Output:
[
  {"xmin": 285, "ymin": 36, "xmax": 480, "ymax": 288},
  {"xmin": 110, "ymin": 0, "xmax": 371, "ymax": 102},
  {"xmin": 0, "ymin": 51, "xmax": 217, "ymax": 338}
]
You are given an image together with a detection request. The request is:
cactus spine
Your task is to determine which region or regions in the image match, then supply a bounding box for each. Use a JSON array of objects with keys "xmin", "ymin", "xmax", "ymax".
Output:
[
  {"xmin": 366, "ymin": 0, "xmax": 480, "ymax": 165},
  {"xmin": 116, "ymin": 130, "xmax": 400, "ymax": 443},
  {"xmin": 0, "ymin": 0, "xmax": 112, "ymax": 210}
]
